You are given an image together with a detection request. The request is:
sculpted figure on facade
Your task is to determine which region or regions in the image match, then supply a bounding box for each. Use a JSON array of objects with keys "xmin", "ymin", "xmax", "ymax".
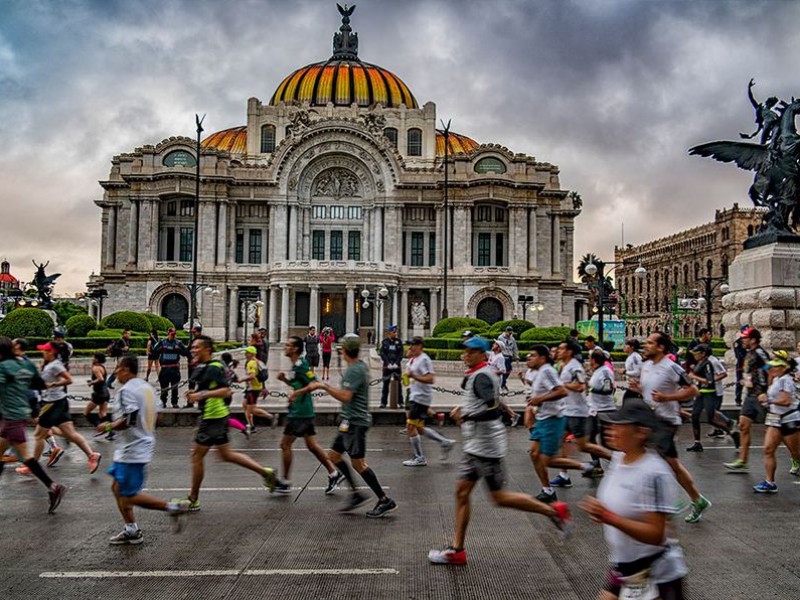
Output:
[
  {"xmin": 313, "ymin": 168, "xmax": 361, "ymax": 199},
  {"xmin": 411, "ymin": 301, "xmax": 428, "ymax": 329}
]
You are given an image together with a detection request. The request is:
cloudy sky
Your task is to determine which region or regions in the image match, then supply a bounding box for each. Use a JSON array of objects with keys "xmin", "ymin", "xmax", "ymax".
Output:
[{"xmin": 2, "ymin": 0, "xmax": 799, "ymax": 293}]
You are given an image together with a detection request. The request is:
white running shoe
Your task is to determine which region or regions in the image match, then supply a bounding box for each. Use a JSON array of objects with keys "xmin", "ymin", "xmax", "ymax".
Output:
[{"xmin": 402, "ymin": 456, "xmax": 428, "ymax": 467}]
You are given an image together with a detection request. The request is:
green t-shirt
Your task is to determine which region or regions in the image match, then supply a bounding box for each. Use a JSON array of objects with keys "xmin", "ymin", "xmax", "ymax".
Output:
[
  {"xmin": 0, "ymin": 358, "xmax": 38, "ymax": 421},
  {"xmin": 288, "ymin": 358, "xmax": 316, "ymax": 419},
  {"xmin": 340, "ymin": 360, "xmax": 371, "ymax": 427},
  {"xmin": 193, "ymin": 360, "xmax": 230, "ymax": 421}
]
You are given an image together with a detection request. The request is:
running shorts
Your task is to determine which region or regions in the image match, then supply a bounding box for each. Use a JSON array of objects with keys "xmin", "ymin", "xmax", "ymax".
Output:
[
  {"xmin": 406, "ymin": 401, "xmax": 430, "ymax": 428},
  {"xmin": 245, "ymin": 390, "xmax": 261, "ymax": 406},
  {"xmin": 565, "ymin": 416, "xmax": 589, "ymax": 438},
  {"xmin": 37, "ymin": 399, "xmax": 72, "ymax": 429},
  {"xmin": 458, "ymin": 453, "xmax": 505, "ymax": 492},
  {"xmin": 322, "ymin": 352, "xmax": 332, "ymax": 368},
  {"xmin": 108, "ymin": 462, "xmax": 147, "ymax": 497},
  {"xmin": 331, "ymin": 424, "xmax": 368, "ymax": 459},
  {"xmin": 0, "ymin": 419, "xmax": 27, "ymax": 444},
  {"xmin": 741, "ymin": 394, "xmax": 766, "ymax": 423},
  {"xmin": 283, "ymin": 417, "xmax": 316, "ymax": 438},
  {"xmin": 530, "ymin": 416, "xmax": 567, "ymax": 457},
  {"xmin": 653, "ymin": 422, "xmax": 679, "ymax": 459},
  {"xmin": 195, "ymin": 417, "xmax": 230, "ymax": 447},
  {"xmin": 91, "ymin": 391, "xmax": 110, "ymax": 405}
]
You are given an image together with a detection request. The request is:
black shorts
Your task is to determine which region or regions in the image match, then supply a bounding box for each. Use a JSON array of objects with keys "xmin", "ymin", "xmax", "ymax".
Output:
[
  {"xmin": 91, "ymin": 391, "xmax": 110, "ymax": 405},
  {"xmin": 307, "ymin": 354, "xmax": 320, "ymax": 368},
  {"xmin": 331, "ymin": 424, "xmax": 368, "ymax": 459},
  {"xmin": 741, "ymin": 395, "xmax": 766, "ymax": 422},
  {"xmin": 565, "ymin": 416, "xmax": 589, "ymax": 438},
  {"xmin": 195, "ymin": 418, "xmax": 230, "ymax": 447},
  {"xmin": 37, "ymin": 399, "xmax": 72, "ymax": 429},
  {"xmin": 406, "ymin": 401, "xmax": 430, "ymax": 426},
  {"xmin": 458, "ymin": 453, "xmax": 505, "ymax": 491},
  {"xmin": 653, "ymin": 422, "xmax": 679, "ymax": 459},
  {"xmin": 245, "ymin": 390, "xmax": 261, "ymax": 406},
  {"xmin": 322, "ymin": 352, "xmax": 332, "ymax": 368},
  {"xmin": 283, "ymin": 417, "xmax": 317, "ymax": 438}
]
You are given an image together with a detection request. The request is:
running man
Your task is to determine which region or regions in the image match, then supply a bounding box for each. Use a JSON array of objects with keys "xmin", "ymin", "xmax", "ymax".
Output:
[
  {"xmin": 307, "ymin": 334, "xmax": 396, "ymax": 517},
  {"xmin": 685, "ymin": 344, "xmax": 736, "ymax": 452},
  {"xmin": 240, "ymin": 346, "xmax": 274, "ymax": 435},
  {"xmin": 277, "ymin": 336, "xmax": 343, "ymax": 495},
  {"xmin": 621, "ymin": 338, "xmax": 643, "ymax": 403},
  {"xmin": 428, "ymin": 337, "xmax": 571, "ymax": 565},
  {"xmin": 184, "ymin": 335, "xmax": 279, "ymax": 511},
  {"xmin": 101, "ymin": 356, "xmax": 190, "ymax": 544},
  {"xmin": 401, "ymin": 336, "xmax": 455, "ymax": 467},
  {"xmin": 0, "ymin": 336, "xmax": 66, "ymax": 513}
]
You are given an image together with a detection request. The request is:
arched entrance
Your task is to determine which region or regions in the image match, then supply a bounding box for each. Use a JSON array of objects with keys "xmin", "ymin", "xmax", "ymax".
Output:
[
  {"xmin": 476, "ymin": 297, "xmax": 504, "ymax": 325},
  {"xmin": 161, "ymin": 294, "xmax": 188, "ymax": 329}
]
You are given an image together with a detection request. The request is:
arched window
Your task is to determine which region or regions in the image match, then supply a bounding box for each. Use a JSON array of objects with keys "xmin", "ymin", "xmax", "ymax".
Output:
[
  {"xmin": 407, "ymin": 128, "xmax": 422, "ymax": 156},
  {"xmin": 260, "ymin": 124, "xmax": 276, "ymax": 153},
  {"xmin": 383, "ymin": 127, "xmax": 398, "ymax": 149},
  {"xmin": 706, "ymin": 259, "xmax": 713, "ymax": 276},
  {"xmin": 721, "ymin": 254, "xmax": 729, "ymax": 278},
  {"xmin": 161, "ymin": 294, "xmax": 188, "ymax": 330},
  {"xmin": 476, "ymin": 297, "xmax": 504, "ymax": 324}
]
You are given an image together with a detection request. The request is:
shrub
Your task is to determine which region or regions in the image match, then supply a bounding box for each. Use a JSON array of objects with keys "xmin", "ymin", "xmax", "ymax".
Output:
[
  {"xmin": 0, "ymin": 308, "xmax": 56, "ymax": 338},
  {"xmin": 52, "ymin": 301, "xmax": 87, "ymax": 326},
  {"xmin": 486, "ymin": 319, "xmax": 535, "ymax": 338},
  {"xmin": 432, "ymin": 317, "xmax": 490, "ymax": 338},
  {"xmin": 142, "ymin": 312, "xmax": 175, "ymax": 331},
  {"xmin": 65, "ymin": 314, "xmax": 97, "ymax": 337},
  {"xmin": 100, "ymin": 311, "xmax": 151, "ymax": 333},
  {"xmin": 520, "ymin": 326, "xmax": 574, "ymax": 342}
]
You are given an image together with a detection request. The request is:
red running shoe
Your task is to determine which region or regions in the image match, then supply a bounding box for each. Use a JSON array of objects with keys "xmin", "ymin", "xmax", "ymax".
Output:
[{"xmin": 428, "ymin": 546, "xmax": 467, "ymax": 565}]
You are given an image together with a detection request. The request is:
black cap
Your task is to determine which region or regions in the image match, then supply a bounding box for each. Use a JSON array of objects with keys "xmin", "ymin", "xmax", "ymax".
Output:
[
  {"xmin": 405, "ymin": 336, "xmax": 424, "ymax": 346},
  {"xmin": 599, "ymin": 398, "xmax": 658, "ymax": 428},
  {"xmin": 690, "ymin": 344, "xmax": 712, "ymax": 356}
]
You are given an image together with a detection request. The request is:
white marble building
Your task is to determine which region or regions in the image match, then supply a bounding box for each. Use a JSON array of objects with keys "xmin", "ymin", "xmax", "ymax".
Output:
[{"xmin": 89, "ymin": 8, "xmax": 586, "ymax": 342}]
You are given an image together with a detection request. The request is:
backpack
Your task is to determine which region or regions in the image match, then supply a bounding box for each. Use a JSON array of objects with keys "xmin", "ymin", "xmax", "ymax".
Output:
[
  {"xmin": 252, "ymin": 359, "xmax": 269, "ymax": 383},
  {"xmin": 106, "ymin": 340, "xmax": 123, "ymax": 358}
]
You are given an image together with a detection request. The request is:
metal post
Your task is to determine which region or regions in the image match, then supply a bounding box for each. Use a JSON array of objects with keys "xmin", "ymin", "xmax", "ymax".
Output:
[
  {"xmin": 242, "ymin": 299, "xmax": 248, "ymax": 346},
  {"xmin": 705, "ymin": 278, "xmax": 713, "ymax": 332},
  {"xmin": 441, "ymin": 119, "xmax": 450, "ymax": 320},
  {"xmin": 190, "ymin": 114, "xmax": 205, "ymax": 329},
  {"xmin": 597, "ymin": 265, "xmax": 605, "ymax": 346}
]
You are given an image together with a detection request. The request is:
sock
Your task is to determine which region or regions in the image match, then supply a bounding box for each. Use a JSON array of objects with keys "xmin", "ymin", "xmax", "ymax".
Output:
[
  {"xmin": 359, "ymin": 467, "xmax": 385, "ymax": 500},
  {"xmin": 24, "ymin": 459, "xmax": 53, "ymax": 488},
  {"xmin": 85, "ymin": 413, "xmax": 100, "ymax": 427},
  {"xmin": 543, "ymin": 486, "xmax": 554, "ymax": 495},
  {"xmin": 410, "ymin": 435, "xmax": 424, "ymax": 458},
  {"xmin": 421, "ymin": 427, "xmax": 447, "ymax": 444},
  {"xmin": 124, "ymin": 523, "xmax": 139, "ymax": 535},
  {"xmin": 335, "ymin": 460, "xmax": 356, "ymax": 491},
  {"xmin": 559, "ymin": 471, "xmax": 569, "ymax": 479},
  {"xmin": 46, "ymin": 436, "xmax": 57, "ymax": 451}
]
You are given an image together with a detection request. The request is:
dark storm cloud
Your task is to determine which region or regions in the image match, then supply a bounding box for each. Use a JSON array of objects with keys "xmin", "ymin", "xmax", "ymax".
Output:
[{"xmin": 1, "ymin": 0, "xmax": 798, "ymax": 291}]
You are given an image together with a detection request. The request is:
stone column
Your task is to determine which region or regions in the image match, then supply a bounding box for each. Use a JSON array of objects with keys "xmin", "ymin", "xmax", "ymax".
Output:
[
  {"xmin": 310, "ymin": 284, "xmax": 320, "ymax": 329},
  {"xmin": 273, "ymin": 205, "xmax": 288, "ymax": 261},
  {"xmin": 228, "ymin": 286, "xmax": 239, "ymax": 343},
  {"xmin": 430, "ymin": 289, "xmax": 439, "ymax": 333},
  {"xmin": 127, "ymin": 200, "xmax": 139, "ymax": 265},
  {"xmin": 268, "ymin": 286, "xmax": 278, "ymax": 343},
  {"xmin": 288, "ymin": 206, "xmax": 298, "ymax": 260},
  {"xmin": 400, "ymin": 288, "xmax": 409, "ymax": 334},
  {"xmin": 199, "ymin": 200, "xmax": 216, "ymax": 269},
  {"xmin": 528, "ymin": 208, "xmax": 537, "ymax": 272},
  {"xmin": 536, "ymin": 207, "xmax": 551, "ymax": 276},
  {"xmin": 551, "ymin": 213, "xmax": 561, "ymax": 275},
  {"xmin": 301, "ymin": 208, "xmax": 310, "ymax": 260},
  {"xmin": 452, "ymin": 207, "xmax": 468, "ymax": 269},
  {"xmin": 105, "ymin": 207, "xmax": 117, "ymax": 268},
  {"xmin": 507, "ymin": 206, "xmax": 516, "ymax": 269},
  {"xmin": 280, "ymin": 284, "xmax": 290, "ymax": 341},
  {"xmin": 435, "ymin": 208, "xmax": 442, "ymax": 268},
  {"xmin": 216, "ymin": 201, "xmax": 228, "ymax": 265},
  {"xmin": 136, "ymin": 200, "xmax": 153, "ymax": 266},
  {"xmin": 346, "ymin": 285, "xmax": 356, "ymax": 333},
  {"xmin": 391, "ymin": 289, "xmax": 399, "ymax": 328},
  {"xmin": 260, "ymin": 288, "xmax": 268, "ymax": 329},
  {"xmin": 363, "ymin": 210, "xmax": 371, "ymax": 261},
  {"xmin": 375, "ymin": 207, "xmax": 384, "ymax": 262},
  {"xmin": 563, "ymin": 224, "xmax": 574, "ymax": 280}
]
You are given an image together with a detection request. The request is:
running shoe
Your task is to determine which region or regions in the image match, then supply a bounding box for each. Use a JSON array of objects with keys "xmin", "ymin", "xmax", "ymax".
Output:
[
  {"xmin": 185, "ymin": 498, "xmax": 201, "ymax": 512},
  {"xmin": 242, "ymin": 426, "xmax": 251, "ymax": 440},
  {"xmin": 47, "ymin": 483, "xmax": 66, "ymax": 514},
  {"xmin": 753, "ymin": 481, "xmax": 778, "ymax": 494},
  {"xmin": 366, "ymin": 497, "xmax": 397, "ymax": 518},
  {"xmin": 42, "ymin": 448, "xmax": 52, "ymax": 457},
  {"xmin": 549, "ymin": 501, "xmax": 574, "ymax": 537},
  {"xmin": 549, "ymin": 475, "xmax": 572, "ymax": 488},
  {"xmin": 686, "ymin": 442, "xmax": 703, "ymax": 453},
  {"xmin": 440, "ymin": 440, "xmax": 455, "ymax": 462},
  {"xmin": 46, "ymin": 446, "xmax": 64, "ymax": 468},
  {"xmin": 428, "ymin": 546, "xmax": 467, "ymax": 565},
  {"xmin": 790, "ymin": 459, "xmax": 800, "ymax": 476},
  {"xmin": 15, "ymin": 465, "xmax": 31, "ymax": 476},
  {"xmin": 87, "ymin": 452, "xmax": 102, "ymax": 474},
  {"xmin": 684, "ymin": 496, "xmax": 711, "ymax": 523},
  {"xmin": 724, "ymin": 458, "xmax": 749, "ymax": 472},
  {"xmin": 340, "ymin": 492, "xmax": 369, "ymax": 512},
  {"xmin": 403, "ymin": 456, "xmax": 428, "ymax": 467},
  {"xmin": 109, "ymin": 529, "xmax": 144, "ymax": 545},
  {"xmin": 262, "ymin": 467, "xmax": 277, "ymax": 492},
  {"xmin": 536, "ymin": 490, "xmax": 558, "ymax": 504},
  {"xmin": 706, "ymin": 430, "xmax": 724, "ymax": 439},
  {"xmin": 325, "ymin": 471, "xmax": 345, "ymax": 495},
  {"xmin": 273, "ymin": 480, "xmax": 292, "ymax": 495},
  {"xmin": 510, "ymin": 413, "xmax": 521, "ymax": 428},
  {"xmin": 168, "ymin": 499, "xmax": 191, "ymax": 533},
  {"xmin": 730, "ymin": 431, "xmax": 741, "ymax": 449},
  {"xmin": 565, "ymin": 434, "xmax": 575, "ymax": 443}
]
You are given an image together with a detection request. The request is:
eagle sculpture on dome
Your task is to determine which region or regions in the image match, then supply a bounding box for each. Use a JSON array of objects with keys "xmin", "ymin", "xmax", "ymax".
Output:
[
  {"xmin": 337, "ymin": 4, "xmax": 355, "ymax": 21},
  {"xmin": 333, "ymin": 4, "xmax": 358, "ymax": 60}
]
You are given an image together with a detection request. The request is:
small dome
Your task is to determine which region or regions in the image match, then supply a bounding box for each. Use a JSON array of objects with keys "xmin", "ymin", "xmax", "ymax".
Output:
[
  {"xmin": 436, "ymin": 130, "xmax": 479, "ymax": 157},
  {"xmin": 201, "ymin": 126, "xmax": 247, "ymax": 153}
]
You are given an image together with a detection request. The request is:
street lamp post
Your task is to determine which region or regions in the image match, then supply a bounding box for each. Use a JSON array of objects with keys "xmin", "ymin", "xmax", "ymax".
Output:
[
  {"xmin": 359, "ymin": 285, "xmax": 389, "ymax": 338},
  {"xmin": 697, "ymin": 276, "xmax": 729, "ymax": 332},
  {"xmin": 190, "ymin": 113, "xmax": 205, "ymax": 331},
  {"xmin": 585, "ymin": 260, "xmax": 647, "ymax": 346},
  {"xmin": 440, "ymin": 118, "xmax": 451, "ymax": 320},
  {"xmin": 517, "ymin": 294, "xmax": 545, "ymax": 321}
]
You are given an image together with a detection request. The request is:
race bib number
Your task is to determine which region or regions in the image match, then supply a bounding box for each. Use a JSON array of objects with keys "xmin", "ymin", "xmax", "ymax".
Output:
[
  {"xmin": 338, "ymin": 419, "xmax": 350, "ymax": 433},
  {"xmin": 765, "ymin": 412, "xmax": 782, "ymax": 428},
  {"xmin": 618, "ymin": 569, "xmax": 658, "ymax": 600}
]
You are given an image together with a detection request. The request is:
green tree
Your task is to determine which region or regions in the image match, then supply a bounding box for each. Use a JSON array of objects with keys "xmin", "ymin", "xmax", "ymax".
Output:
[{"xmin": 53, "ymin": 301, "xmax": 87, "ymax": 325}]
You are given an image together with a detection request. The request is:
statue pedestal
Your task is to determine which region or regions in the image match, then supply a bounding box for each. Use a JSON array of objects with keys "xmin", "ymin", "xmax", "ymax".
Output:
[
  {"xmin": 412, "ymin": 328, "xmax": 424, "ymax": 340},
  {"xmin": 722, "ymin": 242, "xmax": 800, "ymax": 354}
]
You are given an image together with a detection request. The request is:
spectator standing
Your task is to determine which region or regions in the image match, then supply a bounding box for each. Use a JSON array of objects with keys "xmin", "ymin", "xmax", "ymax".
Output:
[
  {"xmin": 497, "ymin": 327, "xmax": 519, "ymax": 391},
  {"xmin": 379, "ymin": 325, "xmax": 403, "ymax": 408}
]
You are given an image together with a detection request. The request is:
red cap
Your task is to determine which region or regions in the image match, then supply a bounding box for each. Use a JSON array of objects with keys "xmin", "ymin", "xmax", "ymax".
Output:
[
  {"xmin": 37, "ymin": 342, "xmax": 57, "ymax": 353},
  {"xmin": 742, "ymin": 327, "xmax": 760, "ymax": 339}
]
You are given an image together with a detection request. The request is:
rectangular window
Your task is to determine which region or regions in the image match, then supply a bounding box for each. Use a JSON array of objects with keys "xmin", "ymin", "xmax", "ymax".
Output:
[
  {"xmin": 179, "ymin": 227, "xmax": 193, "ymax": 262},
  {"xmin": 384, "ymin": 127, "xmax": 398, "ymax": 148},
  {"xmin": 166, "ymin": 201, "xmax": 177, "ymax": 217},
  {"xmin": 295, "ymin": 292, "xmax": 310, "ymax": 327},
  {"xmin": 476, "ymin": 206, "xmax": 492, "ymax": 222},
  {"xmin": 330, "ymin": 230, "xmax": 343, "ymax": 260},
  {"xmin": 348, "ymin": 231, "xmax": 361, "ymax": 260},
  {"xmin": 347, "ymin": 206, "xmax": 362, "ymax": 220},
  {"xmin": 495, "ymin": 232, "xmax": 504, "ymax": 266},
  {"xmin": 410, "ymin": 232, "xmax": 424, "ymax": 266},
  {"xmin": 494, "ymin": 207, "xmax": 506, "ymax": 222},
  {"xmin": 407, "ymin": 128, "xmax": 422, "ymax": 156},
  {"xmin": 165, "ymin": 227, "xmax": 175, "ymax": 261},
  {"xmin": 477, "ymin": 233, "xmax": 491, "ymax": 266},
  {"xmin": 312, "ymin": 205, "xmax": 327, "ymax": 219},
  {"xmin": 312, "ymin": 230, "xmax": 325, "ymax": 260},
  {"xmin": 180, "ymin": 200, "xmax": 194, "ymax": 217},
  {"xmin": 235, "ymin": 229, "xmax": 244, "ymax": 263},
  {"xmin": 248, "ymin": 229, "xmax": 262, "ymax": 264},
  {"xmin": 402, "ymin": 232, "xmax": 407, "ymax": 266},
  {"xmin": 429, "ymin": 232, "xmax": 436, "ymax": 266},
  {"xmin": 330, "ymin": 206, "xmax": 344, "ymax": 219}
]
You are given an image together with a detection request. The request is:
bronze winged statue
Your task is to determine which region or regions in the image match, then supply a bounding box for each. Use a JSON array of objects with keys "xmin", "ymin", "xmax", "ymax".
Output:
[{"xmin": 30, "ymin": 260, "xmax": 61, "ymax": 308}]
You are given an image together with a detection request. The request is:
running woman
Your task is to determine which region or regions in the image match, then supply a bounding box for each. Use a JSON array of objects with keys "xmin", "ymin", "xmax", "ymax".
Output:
[
  {"xmin": 319, "ymin": 327, "xmax": 335, "ymax": 381},
  {"xmin": 585, "ymin": 349, "xmax": 618, "ymax": 477},
  {"xmin": 0, "ymin": 336, "xmax": 66, "ymax": 513},
  {"xmin": 84, "ymin": 353, "xmax": 113, "ymax": 439},
  {"xmin": 402, "ymin": 336, "xmax": 455, "ymax": 467},
  {"xmin": 277, "ymin": 336, "xmax": 343, "ymax": 495},
  {"xmin": 579, "ymin": 398, "xmax": 688, "ymax": 600},
  {"xmin": 752, "ymin": 350, "xmax": 800, "ymax": 493},
  {"xmin": 621, "ymin": 338, "xmax": 643, "ymax": 403},
  {"xmin": 184, "ymin": 335, "xmax": 279, "ymax": 511},
  {"xmin": 31, "ymin": 342, "xmax": 101, "ymax": 474},
  {"xmin": 685, "ymin": 345, "xmax": 736, "ymax": 452},
  {"xmin": 631, "ymin": 332, "xmax": 711, "ymax": 524},
  {"xmin": 101, "ymin": 357, "xmax": 190, "ymax": 545},
  {"xmin": 240, "ymin": 346, "xmax": 274, "ymax": 435},
  {"xmin": 428, "ymin": 337, "xmax": 571, "ymax": 565},
  {"xmin": 307, "ymin": 334, "xmax": 396, "ymax": 517}
]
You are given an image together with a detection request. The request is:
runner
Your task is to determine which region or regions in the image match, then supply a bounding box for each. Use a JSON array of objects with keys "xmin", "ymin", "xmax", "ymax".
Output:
[
  {"xmin": 101, "ymin": 356, "xmax": 190, "ymax": 545},
  {"xmin": 183, "ymin": 335, "xmax": 280, "ymax": 511},
  {"xmin": 319, "ymin": 326, "xmax": 335, "ymax": 381},
  {"xmin": 31, "ymin": 341, "xmax": 101, "ymax": 474},
  {"xmin": 585, "ymin": 348, "xmax": 618, "ymax": 477},
  {"xmin": 307, "ymin": 334, "xmax": 396, "ymax": 517},
  {"xmin": 752, "ymin": 350, "xmax": 800, "ymax": 493},
  {"xmin": 579, "ymin": 398, "xmax": 688, "ymax": 599},
  {"xmin": 725, "ymin": 327, "xmax": 769, "ymax": 472},
  {"xmin": 84, "ymin": 352, "xmax": 114, "ymax": 440},
  {"xmin": 304, "ymin": 326, "xmax": 321, "ymax": 375},
  {"xmin": 706, "ymin": 350, "xmax": 729, "ymax": 439},
  {"xmin": 240, "ymin": 346, "xmax": 274, "ymax": 436},
  {"xmin": 401, "ymin": 336, "xmax": 455, "ymax": 467},
  {"xmin": 0, "ymin": 336, "xmax": 66, "ymax": 513},
  {"xmin": 428, "ymin": 337, "xmax": 571, "ymax": 565},
  {"xmin": 276, "ymin": 336, "xmax": 343, "ymax": 495},
  {"xmin": 621, "ymin": 338, "xmax": 643, "ymax": 403},
  {"xmin": 685, "ymin": 344, "xmax": 737, "ymax": 452},
  {"xmin": 632, "ymin": 332, "xmax": 711, "ymax": 523},
  {"xmin": 152, "ymin": 327, "xmax": 190, "ymax": 408},
  {"xmin": 489, "ymin": 341, "xmax": 507, "ymax": 382}
]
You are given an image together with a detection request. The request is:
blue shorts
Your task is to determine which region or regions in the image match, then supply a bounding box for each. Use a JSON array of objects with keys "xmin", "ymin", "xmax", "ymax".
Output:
[
  {"xmin": 108, "ymin": 462, "xmax": 147, "ymax": 497},
  {"xmin": 530, "ymin": 416, "xmax": 567, "ymax": 457}
]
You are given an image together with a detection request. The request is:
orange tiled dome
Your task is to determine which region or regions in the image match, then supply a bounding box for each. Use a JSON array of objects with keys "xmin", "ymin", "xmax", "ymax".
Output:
[{"xmin": 436, "ymin": 130, "xmax": 478, "ymax": 156}]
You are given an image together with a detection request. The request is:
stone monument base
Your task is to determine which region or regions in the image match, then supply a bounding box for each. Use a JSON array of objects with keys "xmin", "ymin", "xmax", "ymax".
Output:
[{"xmin": 722, "ymin": 242, "xmax": 800, "ymax": 353}]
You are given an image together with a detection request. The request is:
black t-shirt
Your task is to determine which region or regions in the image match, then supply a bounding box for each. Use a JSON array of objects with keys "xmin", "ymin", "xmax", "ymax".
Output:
[
  {"xmin": 304, "ymin": 334, "xmax": 320, "ymax": 357},
  {"xmin": 693, "ymin": 359, "xmax": 716, "ymax": 392}
]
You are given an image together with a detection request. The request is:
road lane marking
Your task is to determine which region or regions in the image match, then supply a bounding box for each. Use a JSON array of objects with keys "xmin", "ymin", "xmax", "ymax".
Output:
[
  {"xmin": 212, "ymin": 448, "xmax": 384, "ymax": 452},
  {"xmin": 144, "ymin": 486, "xmax": 388, "ymax": 492},
  {"xmin": 40, "ymin": 568, "xmax": 399, "ymax": 579}
]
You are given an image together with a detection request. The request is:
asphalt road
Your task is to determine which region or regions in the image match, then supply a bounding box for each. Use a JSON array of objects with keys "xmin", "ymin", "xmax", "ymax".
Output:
[{"xmin": 1, "ymin": 424, "xmax": 798, "ymax": 599}]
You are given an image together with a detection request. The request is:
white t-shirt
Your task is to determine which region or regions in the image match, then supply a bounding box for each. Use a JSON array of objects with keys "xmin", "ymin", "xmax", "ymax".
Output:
[
  {"xmin": 767, "ymin": 373, "xmax": 800, "ymax": 422},
  {"xmin": 640, "ymin": 358, "xmax": 692, "ymax": 425},
  {"xmin": 490, "ymin": 352, "xmax": 507, "ymax": 375},
  {"xmin": 532, "ymin": 364, "xmax": 564, "ymax": 420},
  {"xmin": 560, "ymin": 358, "xmax": 589, "ymax": 417},
  {"xmin": 406, "ymin": 352, "xmax": 434, "ymax": 406},
  {"xmin": 709, "ymin": 355, "xmax": 726, "ymax": 396},
  {"xmin": 522, "ymin": 368, "xmax": 536, "ymax": 387},
  {"xmin": 41, "ymin": 359, "xmax": 67, "ymax": 403},
  {"xmin": 112, "ymin": 378, "xmax": 159, "ymax": 463},
  {"xmin": 597, "ymin": 451, "xmax": 688, "ymax": 583},
  {"xmin": 588, "ymin": 364, "xmax": 617, "ymax": 413},
  {"xmin": 624, "ymin": 352, "xmax": 643, "ymax": 380}
]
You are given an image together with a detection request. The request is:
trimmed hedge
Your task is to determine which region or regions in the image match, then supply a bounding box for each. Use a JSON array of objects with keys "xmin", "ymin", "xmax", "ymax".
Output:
[
  {"xmin": 65, "ymin": 314, "xmax": 97, "ymax": 337},
  {"xmin": 143, "ymin": 312, "xmax": 175, "ymax": 331},
  {"xmin": 100, "ymin": 311, "xmax": 151, "ymax": 333},
  {"xmin": 432, "ymin": 317, "xmax": 490, "ymax": 338},
  {"xmin": 486, "ymin": 319, "xmax": 536, "ymax": 338},
  {"xmin": 520, "ymin": 326, "xmax": 574, "ymax": 342},
  {"xmin": 0, "ymin": 308, "xmax": 56, "ymax": 338}
]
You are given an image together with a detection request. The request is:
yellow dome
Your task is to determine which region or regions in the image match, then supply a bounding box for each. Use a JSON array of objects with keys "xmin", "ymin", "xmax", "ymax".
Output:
[{"xmin": 436, "ymin": 130, "xmax": 479, "ymax": 157}]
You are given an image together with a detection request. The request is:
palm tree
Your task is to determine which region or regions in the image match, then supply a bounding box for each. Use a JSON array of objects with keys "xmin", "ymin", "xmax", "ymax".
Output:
[{"xmin": 577, "ymin": 253, "xmax": 616, "ymax": 313}]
